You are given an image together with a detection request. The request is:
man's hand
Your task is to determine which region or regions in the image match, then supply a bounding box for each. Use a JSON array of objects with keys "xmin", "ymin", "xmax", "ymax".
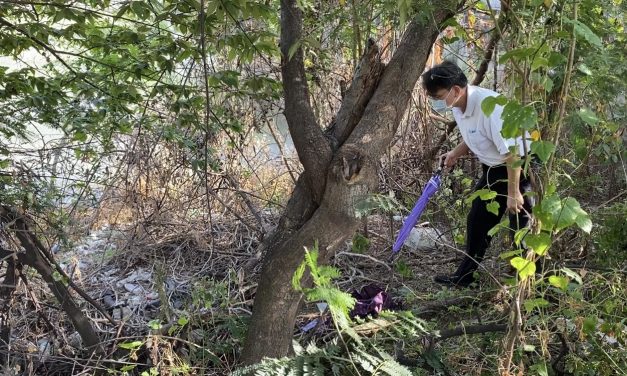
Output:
[
  {"xmin": 440, "ymin": 142, "xmax": 469, "ymax": 170},
  {"xmin": 507, "ymin": 189, "xmax": 524, "ymax": 214},
  {"xmin": 439, "ymin": 151, "xmax": 458, "ymax": 169}
]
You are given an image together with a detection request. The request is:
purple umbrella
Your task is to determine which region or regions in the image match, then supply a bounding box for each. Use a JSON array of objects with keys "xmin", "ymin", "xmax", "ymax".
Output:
[{"xmin": 392, "ymin": 170, "xmax": 442, "ymax": 253}]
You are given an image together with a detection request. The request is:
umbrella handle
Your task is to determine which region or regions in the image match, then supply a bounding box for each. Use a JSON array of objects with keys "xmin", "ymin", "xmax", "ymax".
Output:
[{"xmin": 436, "ymin": 155, "xmax": 446, "ymax": 174}]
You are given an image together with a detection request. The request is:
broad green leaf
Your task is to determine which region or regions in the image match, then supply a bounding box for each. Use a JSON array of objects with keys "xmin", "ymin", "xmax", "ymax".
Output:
[
  {"xmin": 287, "ymin": 40, "xmax": 301, "ymax": 60},
  {"xmin": 501, "ymin": 101, "xmax": 538, "ymax": 138},
  {"xmin": 488, "ymin": 217, "xmax": 509, "ymax": 236},
  {"xmin": 510, "ymin": 257, "xmax": 536, "ymax": 280},
  {"xmin": 480, "ymin": 190, "xmax": 497, "ymax": 200},
  {"xmin": 524, "ymin": 297, "xmax": 549, "ymax": 312},
  {"xmin": 118, "ymin": 341, "xmax": 144, "ymax": 350},
  {"xmin": 535, "ymin": 194, "xmax": 561, "ymax": 231},
  {"xmin": 564, "ymin": 18, "xmax": 602, "ymax": 48},
  {"xmin": 499, "ymin": 249, "xmax": 524, "ymax": 260},
  {"xmin": 531, "ymin": 56, "xmax": 549, "ymax": 71},
  {"xmin": 556, "ymin": 197, "xmax": 588, "ymax": 232},
  {"xmin": 486, "ymin": 201, "xmax": 500, "ymax": 215},
  {"xmin": 530, "ymin": 361, "xmax": 549, "ymax": 376},
  {"xmin": 548, "ymin": 275, "xmax": 569, "ymax": 290},
  {"xmin": 530, "ymin": 140, "xmax": 556, "ymax": 163},
  {"xmin": 514, "ymin": 228, "xmax": 529, "ymax": 246},
  {"xmin": 499, "ymin": 47, "xmax": 536, "ymax": 63},
  {"xmin": 547, "ymin": 52, "xmax": 566, "ymax": 67},
  {"xmin": 206, "ymin": 0, "xmax": 219, "ymax": 15},
  {"xmin": 525, "ymin": 232, "xmax": 551, "ymax": 256},
  {"xmin": 466, "ymin": 188, "xmax": 497, "ymax": 204},
  {"xmin": 578, "ymin": 108, "xmax": 599, "ymax": 125},
  {"xmin": 481, "ymin": 95, "xmax": 508, "ymax": 116},
  {"xmin": 542, "ymin": 77, "xmax": 554, "ymax": 92},
  {"xmin": 561, "ymin": 267, "xmax": 583, "ymax": 284},
  {"xmin": 575, "ymin": 214, "xmax": 592, "ymax": 234},
  {"xmin": 577, "ymin": 63, "xmax": 593, "ymax": 75}
]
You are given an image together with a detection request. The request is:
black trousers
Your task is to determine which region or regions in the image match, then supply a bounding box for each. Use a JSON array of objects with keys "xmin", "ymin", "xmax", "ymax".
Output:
[{"xmin": 454, "ymin": 163, "xmax": 534, "ymax": 277}]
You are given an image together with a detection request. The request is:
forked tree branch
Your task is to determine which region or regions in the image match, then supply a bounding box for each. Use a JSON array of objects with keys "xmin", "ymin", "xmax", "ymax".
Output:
[{"xmin": 280, "ymin": 0, "xmax": 332, "ymax": 203}]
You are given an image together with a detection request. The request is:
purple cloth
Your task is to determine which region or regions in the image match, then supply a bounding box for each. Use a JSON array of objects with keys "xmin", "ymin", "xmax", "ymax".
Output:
[
  {"xmin": 392, "ymin": 173, "xmax": 441, "ymax": 253},
  {"xmin": 349, "ymin": 284, "xmax": 399, "ymax": 319}
]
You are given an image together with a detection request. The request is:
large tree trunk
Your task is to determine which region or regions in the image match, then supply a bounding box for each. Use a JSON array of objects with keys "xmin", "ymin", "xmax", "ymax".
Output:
[{"xmin": 240, "ymin": 0, "xmax": 461, "ymax": 364}]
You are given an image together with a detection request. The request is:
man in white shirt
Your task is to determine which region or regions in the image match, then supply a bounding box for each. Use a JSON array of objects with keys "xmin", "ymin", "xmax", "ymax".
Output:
[{"xmin": 421, "ymin": 61, "xmax": 533, "ymax": 287}]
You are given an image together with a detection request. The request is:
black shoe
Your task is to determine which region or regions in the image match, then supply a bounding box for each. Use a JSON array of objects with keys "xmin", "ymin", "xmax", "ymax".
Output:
[{"xmin": 434, "ymin": 273, "xmax": 475, "ymax": 287}]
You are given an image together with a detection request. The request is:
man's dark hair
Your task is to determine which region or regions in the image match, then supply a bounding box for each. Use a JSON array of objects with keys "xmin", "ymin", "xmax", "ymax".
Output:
[{"xmin": 421, "ymin": 61, "xmax": 468, "ymax": 96}]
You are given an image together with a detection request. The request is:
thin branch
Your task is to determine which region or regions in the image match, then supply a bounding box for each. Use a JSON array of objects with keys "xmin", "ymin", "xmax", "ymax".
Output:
[{"xmin": 0, "ymin": 16, "xmax": 104, "ymax": 94}]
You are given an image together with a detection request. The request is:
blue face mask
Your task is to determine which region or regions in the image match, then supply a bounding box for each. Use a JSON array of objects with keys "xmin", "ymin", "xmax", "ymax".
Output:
[
  {"xmin": 430, "ymin": 99, "xmax": 448, "ymax": 110},
  {"xmin": 430, "ymin": 89, "xmax": 457, "ymax": 111}
]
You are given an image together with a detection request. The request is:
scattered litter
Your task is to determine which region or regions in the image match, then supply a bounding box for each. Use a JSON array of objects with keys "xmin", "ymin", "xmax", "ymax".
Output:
[
  {"xmin": 349, "ymin": 284, "xmax": 401, "ymax": 319},
  {"xmin": 301, "ymin": 319, "xmax": 319, "ymax": 333}
]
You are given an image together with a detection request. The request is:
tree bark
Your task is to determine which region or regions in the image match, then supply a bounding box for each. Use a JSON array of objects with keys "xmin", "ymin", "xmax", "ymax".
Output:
[
  {"xmin": 240, "ymin": 1, "xmax": 461, "ymax": 365},
  {"xmin": 0, "ymin": 249, "xmax": 18, "ymax": 361},
  {"xmin": 0, "ymin": 206, "xmax": 104, "ymax": 356}
]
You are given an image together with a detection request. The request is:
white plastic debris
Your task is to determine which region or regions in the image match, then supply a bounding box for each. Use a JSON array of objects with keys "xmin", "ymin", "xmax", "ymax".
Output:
[{"xmin": 403, "ymin": 226, "xmax": 442, "ymax": 252}]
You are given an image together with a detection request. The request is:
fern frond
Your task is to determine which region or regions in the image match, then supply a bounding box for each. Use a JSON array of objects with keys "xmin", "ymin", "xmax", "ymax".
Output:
[{"xmin": 292, "ymin": 258, "xmax": 307, "ymax": 292}]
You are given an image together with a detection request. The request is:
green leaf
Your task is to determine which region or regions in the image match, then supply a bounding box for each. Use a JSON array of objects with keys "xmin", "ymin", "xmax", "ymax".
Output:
[
  {"xmin": 488, "ymin": 217, "xmax": 510, "ymax": 236},
  {"xmin": 534, "ymin": 194, "xmax": 561, "ymax": 231},
  {"xmin": 542, "ymin": 77, "xmax": 554, "ymax": 92},
  {"xmin": 514, "ymin": 228, "xmax": 529, "ymax": 246},
  {"xmin": 501, "ymin": 101, "xmax": 538, "ymax": 138},
  {"xmin": 575, "ymin": 214, "xmax": 592, "ymax": 234},
  {"xmin": 583, "ymin": 316, "xmax": 597, "ymax": 334},
  {"xmin": 561, "ymin": 267, "xmax": 583, "ymax": 284},
  {"xmin": 557, "ymin": 197, "xmax": 589, "ymax": 232},
  {"xmin": 118, "ymin": 341, "xmax": 144, "ymax": 350},
  {"xmin": 530, "ymin": 361, "xmax": 549, "ymax": 376},
  {"xmin": 525, "ymin": 232, "xmax": 551, "ymax": 256},
  {"xmin": 524, "ymin": 297, "xmax": 549, "ymax": 312},
  {"xmin": 530, "ymin": 140, "xmax": 556, "ymax": 163},
  {"xmin": 499, "ymin": 248, "xmax": 524, "ymax": 260},
  {"xmin": 481, "ymin": 95, "xmax": 508, "ymax": 116},
  {"xmin": 577, "ymin": 63, "xmax": 592, "ymax": 75},
  {"xmin": 565, "ymin": 18, "xmax": 602, "ymax": 48},
  {"xmin": 578, "ymin": 108, "xmax": 599, "ymax": 125},
  {"xmin": 531, "ymin": 56, "xmax": 549, "ymax": 71},
  {"xmin": 547, "ymin": 52, "xmax": 566, "ymax": 67},
  {"xmin": 486, "ymin": 201, "xmax": 500, "ymax": 215},
  {"xmin": 72, "ymin": 130, "xmax": 88, "ymax": 142},
  {"xmin": 466, "ymin": 188, "xmax": 497, "ymax": 204},
  {"xmin": 499, "ymin": 47, "xmax": 536, "ymax": 64},
  {"xmin": 292, "ymin": 259, "xmax": 306, "ymax": 292},
  {"xmin": 177, "ymin": 316, "xmax": 189, "ymax": 326},
  {"xmin": 548, "ymin": 275, "xmax": 569, "ymax": 290},
  {"xmin": 480, "ymin": 190, "xmax": 497, "ymax": 200},
  {"xmin": 510, "ymin": 257, "xmax": 536, "ymax": 280},
  {"xmin": 351, "ymin": 233, "xmax": 370, "ymax": 253},
  {"xmin": 287, "ymin": 40, "xmax": 301, "ymax": 60}
]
